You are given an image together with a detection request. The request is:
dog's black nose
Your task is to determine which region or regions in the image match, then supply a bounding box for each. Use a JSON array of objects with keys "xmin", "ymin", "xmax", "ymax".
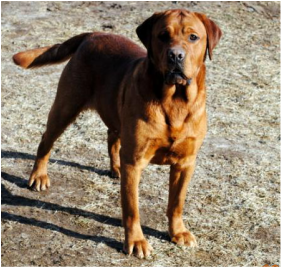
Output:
[{"xmin": 167, "ymin": 47, "xmax": 185, "ymax": 63}]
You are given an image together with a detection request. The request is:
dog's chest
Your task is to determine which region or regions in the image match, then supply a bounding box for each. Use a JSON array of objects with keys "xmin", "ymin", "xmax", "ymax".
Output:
[
  {"xmin": 149, "ymin": 134, "xmax": 196, "ymax": 165},
  {"xmin": 162, "ymin": 95, "xmax": 190, "ymax": 138},
  {"xmin": 146, "ymin": 103, "xmax": 194, "ymax": 165}
]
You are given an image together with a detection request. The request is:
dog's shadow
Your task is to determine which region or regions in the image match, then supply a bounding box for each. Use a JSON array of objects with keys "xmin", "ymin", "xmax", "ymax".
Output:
[
  {"xmin": 1, "ymin": 149, "xmax": 110, "ymax": 176},
  {"xmin": 1, "ymin": 150, "xmax": 169, "ymax": 252}
]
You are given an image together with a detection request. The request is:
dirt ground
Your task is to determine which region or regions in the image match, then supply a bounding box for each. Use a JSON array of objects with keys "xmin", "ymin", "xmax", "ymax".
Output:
[{"xmin": 1, "ymin": 1, "xmax": 280, "ymax": 267}]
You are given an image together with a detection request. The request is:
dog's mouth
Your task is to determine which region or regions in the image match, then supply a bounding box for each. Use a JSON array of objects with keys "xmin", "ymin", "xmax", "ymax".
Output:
[{"xmin": 164, "ymin": 69, "xmax": 191, "ymax": 86}]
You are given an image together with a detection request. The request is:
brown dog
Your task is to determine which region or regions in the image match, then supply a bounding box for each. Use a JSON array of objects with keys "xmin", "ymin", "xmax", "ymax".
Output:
[{"xmin": 13, "ymin": 9, "xmax": 222, "ymax": 258}]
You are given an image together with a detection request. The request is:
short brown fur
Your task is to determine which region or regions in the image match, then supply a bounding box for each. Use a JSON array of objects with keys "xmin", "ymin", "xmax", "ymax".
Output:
[{"xmin": 13, "ymin": 9, "xmax": 222, "ymax": 258}]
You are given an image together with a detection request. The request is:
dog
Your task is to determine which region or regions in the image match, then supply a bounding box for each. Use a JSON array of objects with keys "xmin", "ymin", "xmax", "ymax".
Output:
[{"xmin": 13, "ymin": 9, "xmax": 222, "ymax": 258}]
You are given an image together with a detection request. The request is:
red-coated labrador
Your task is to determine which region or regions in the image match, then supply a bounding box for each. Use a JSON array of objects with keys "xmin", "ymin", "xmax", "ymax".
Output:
[{"xmin": 13, "ymin": 9, "xmax": 222, "ymax": 258}]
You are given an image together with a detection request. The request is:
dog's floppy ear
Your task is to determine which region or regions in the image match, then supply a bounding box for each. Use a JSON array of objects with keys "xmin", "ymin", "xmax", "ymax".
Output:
[
  {"xmin": 194, "ymin": 12, "xmax": 222, "ymax": 60},
  {"xmin": 136, "ymin": 12, "xmax": 162, "ymax": 50}
]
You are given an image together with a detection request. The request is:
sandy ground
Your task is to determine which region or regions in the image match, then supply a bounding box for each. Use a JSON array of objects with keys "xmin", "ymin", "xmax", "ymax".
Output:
[{"xmin": 1, "ymin": 1, "xmax": 280, "ymax": 267}]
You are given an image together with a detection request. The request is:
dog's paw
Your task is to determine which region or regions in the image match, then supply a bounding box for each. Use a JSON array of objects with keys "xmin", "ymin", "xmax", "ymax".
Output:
[
  {"xmin": 171, "ymin": 231, "xmax": 197, "ymax": 247},
  {"xmin": 123, "ymin": 239, "xmax": 153, "ymax": 259},
  {"xmin": 110, "ymin": 167, "xmax": 121, "ymax": 178},
  {"xmin": 28, "ymin": 173, "xmax": 50, "ymax": 192}
]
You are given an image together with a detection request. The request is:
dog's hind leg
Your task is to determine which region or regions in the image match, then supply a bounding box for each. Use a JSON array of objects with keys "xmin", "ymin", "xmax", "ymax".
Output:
[
  {"xmin": 29, "ymin": 71, "xmax": 87, "ymax": 191},
  {"xmin": 107, "ymin": 130, "xmax": 121, "ymax": 178},
  {"xmin": 29, "ymin": 100, "xmax": 83, "ymax": 191}
]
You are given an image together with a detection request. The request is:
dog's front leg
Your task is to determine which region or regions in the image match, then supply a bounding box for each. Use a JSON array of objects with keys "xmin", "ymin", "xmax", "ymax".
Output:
[
  {"xmin": 121, "ymin": 161, "xmax": 153, "ymax": 258},
  {"xmin": 167, "ymin": 161, "xmax": 198, "ymax": 247}
]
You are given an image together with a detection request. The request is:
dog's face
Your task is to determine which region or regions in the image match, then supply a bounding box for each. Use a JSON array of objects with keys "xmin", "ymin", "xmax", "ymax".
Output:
[{"xmin": 137, "ymin": 9, "xmax": 222, "ymax": 86}]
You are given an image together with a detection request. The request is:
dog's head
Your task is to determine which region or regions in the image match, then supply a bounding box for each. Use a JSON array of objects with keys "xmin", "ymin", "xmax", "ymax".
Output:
[{"xmin": 136, "ymin": 9, "xmax": 222, "ymax": 86}]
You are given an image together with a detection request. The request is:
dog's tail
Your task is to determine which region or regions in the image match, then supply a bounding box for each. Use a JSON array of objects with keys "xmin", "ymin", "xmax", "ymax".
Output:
[{"xmin": 13, "ymin": 32, "xmax": 91, "ymax": 69}]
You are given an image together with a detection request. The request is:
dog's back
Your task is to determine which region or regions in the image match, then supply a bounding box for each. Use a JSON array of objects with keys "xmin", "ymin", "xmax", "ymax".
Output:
[{"xmin": 13, "ymin": 32, "xmax": 146, "ymax": 130}]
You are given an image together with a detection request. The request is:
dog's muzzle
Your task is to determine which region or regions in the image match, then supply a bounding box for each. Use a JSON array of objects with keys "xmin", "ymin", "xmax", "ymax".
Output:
[
  {"xmin": 165, "ymin": 47, "xmax": 191, "ymax": 86},
  {"xmin": 165, "ymin": 70, "xmax": 191, "ymax": 86}
]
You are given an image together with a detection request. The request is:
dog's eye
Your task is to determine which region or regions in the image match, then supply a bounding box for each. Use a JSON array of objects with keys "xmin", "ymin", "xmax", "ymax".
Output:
[
  {"xmin": 158, "ymin": 31, "xmax": 170, "ymax": 42},
  {"xmin": 188, "ymin": 34, "xmax": 199, "ymax": 43}
]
